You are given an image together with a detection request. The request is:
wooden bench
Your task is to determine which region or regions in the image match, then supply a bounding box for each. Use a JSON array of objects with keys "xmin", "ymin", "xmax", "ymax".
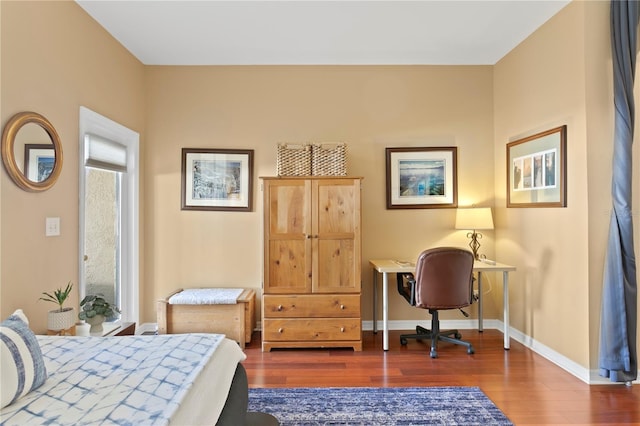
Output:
[{"xmin": 157, "ymin": 288, "xmax": 256, "ymax": 348}]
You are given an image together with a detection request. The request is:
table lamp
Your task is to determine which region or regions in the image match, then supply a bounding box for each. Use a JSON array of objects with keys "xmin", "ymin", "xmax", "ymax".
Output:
[{"xmin": 455, "ymin": 207, "xmax": 494, "ymax": 260}]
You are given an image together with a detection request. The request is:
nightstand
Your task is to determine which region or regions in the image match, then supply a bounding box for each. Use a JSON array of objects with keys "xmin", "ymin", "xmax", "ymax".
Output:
[{"xmin": 105, "ymin": 322, "xmax": 136, "ymax": 336}]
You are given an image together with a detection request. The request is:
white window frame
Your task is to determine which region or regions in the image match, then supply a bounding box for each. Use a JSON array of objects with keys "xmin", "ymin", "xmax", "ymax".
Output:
[{"xmin": 78, "ymin": 106, "xmax": 139, "ymax": 324}]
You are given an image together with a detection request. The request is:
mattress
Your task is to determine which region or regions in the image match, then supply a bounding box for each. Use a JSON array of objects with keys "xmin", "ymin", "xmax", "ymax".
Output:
[{"xmin": 0, "ymin": 333, "xmax": 246, "ymax": 425}]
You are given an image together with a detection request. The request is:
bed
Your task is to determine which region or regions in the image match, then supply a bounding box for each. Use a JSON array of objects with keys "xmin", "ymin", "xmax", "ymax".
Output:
[{"xmin": 0, "ymin": 310, "xmax": 253, "ymax": 425}]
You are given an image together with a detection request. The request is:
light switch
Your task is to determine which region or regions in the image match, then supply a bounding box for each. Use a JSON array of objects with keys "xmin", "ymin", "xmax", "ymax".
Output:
[{"xmin": 46, "ymin": 217, "xmax": 60, "ymax": 236}]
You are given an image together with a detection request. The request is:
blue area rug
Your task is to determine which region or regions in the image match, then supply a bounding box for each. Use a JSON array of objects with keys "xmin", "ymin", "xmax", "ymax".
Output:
[{"xmin": 248, "ymin": 386, "xmax": 513, "ymax": 425}]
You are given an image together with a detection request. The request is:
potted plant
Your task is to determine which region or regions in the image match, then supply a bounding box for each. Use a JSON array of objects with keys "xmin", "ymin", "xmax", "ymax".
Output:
[
  {"xmin": 78, "ymin": 294, "xmax": 120, "ymax": 333},
  {"xmin": 39, "ymin": 282, "xmax": 76, "ymax": 334}
]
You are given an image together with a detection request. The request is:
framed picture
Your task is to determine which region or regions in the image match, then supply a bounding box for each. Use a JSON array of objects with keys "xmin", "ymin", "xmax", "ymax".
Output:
[
  {"xmin": 24, "ymin": 144, "xmax": 55, "ymax": 182},
  {"xmin": 507, "ymin": 125, "xmax": 567, "ymax": 208},
  {"xmin": 385, "ymin": 147, "xmax": 458, "ymax": 209},
  {"xmin": 181, "ymin": 148, "xmax": 254, "ymax": 212}
]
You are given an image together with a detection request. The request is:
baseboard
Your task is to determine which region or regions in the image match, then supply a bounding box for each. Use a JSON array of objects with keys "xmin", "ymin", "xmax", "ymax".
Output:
[
  {"xmin": 588, "ymin": 370, "xmax": 639, "ymax": 385},
  {"xmin": 137, "ymin": 322, "xmax": 157, "ymax": 335},
  {"xmin": 139, "ymin": 319, "xmax": 638, "ymax": 385},
  {"xmin": 506, "ymin": 324, "xmax": 591, "ymax": 384},
  {"xmin": 361, "ymin": 319, "xmax": 499, "ymax": 332}
]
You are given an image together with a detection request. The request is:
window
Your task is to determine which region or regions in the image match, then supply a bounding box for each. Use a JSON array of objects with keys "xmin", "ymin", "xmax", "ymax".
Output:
[{"xmin": 79, "ymin": 107, "xmax": 139, "ymax": 324}]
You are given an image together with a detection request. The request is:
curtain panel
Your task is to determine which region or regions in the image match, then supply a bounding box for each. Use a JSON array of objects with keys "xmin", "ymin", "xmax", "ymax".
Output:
[{"xmin": 599, "ymin": 0, "xmax": 639, "ymax": 385}]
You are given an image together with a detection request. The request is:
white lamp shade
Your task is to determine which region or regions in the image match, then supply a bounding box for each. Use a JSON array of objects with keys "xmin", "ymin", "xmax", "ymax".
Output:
[{"xmin": 455, "ymin": 207, "xmax": 494, "ymax": 230}]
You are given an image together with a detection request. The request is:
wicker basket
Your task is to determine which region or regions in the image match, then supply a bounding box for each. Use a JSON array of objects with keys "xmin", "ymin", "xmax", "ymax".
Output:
[
  {"xmin": 277, "ymin": 143, "xmax": 312, "ymax": 176},
  {"xmin": 312, "ymin": 143, "xmax": 347, "ymax": 176}
]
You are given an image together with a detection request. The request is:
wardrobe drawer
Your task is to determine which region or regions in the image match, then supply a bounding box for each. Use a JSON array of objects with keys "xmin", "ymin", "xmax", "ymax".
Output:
[
  {"xmin": 262, "ymin": 318, "xmax": 361, "ymax": 341},
  {"xmin": 263, "ymin": 294, "xmax": 360, "ymax": 318}
]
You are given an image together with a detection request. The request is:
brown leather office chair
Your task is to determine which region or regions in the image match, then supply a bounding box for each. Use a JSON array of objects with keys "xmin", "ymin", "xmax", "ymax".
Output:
[{"xmin": 397, "ymin": 247, "xmax": 475, "ymax": 358}]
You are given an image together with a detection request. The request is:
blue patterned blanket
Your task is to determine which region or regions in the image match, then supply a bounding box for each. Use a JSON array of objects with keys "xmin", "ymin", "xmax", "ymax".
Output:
[{"xmin": 0, "ymin": 333, "xmax": 225, "ymax": 425}]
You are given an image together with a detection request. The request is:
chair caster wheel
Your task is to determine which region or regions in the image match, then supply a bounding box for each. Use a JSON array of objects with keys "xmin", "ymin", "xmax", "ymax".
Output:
[
  {"xmin": 400, "ymin": 338, "xmax": 407, "ymax": 345},
  {"xmin": 467, "ymin": 347, "xmax": 475, "ymax": 355},
  {"xmin": 430, "ymin": 350, "xmax": 438, "ymax": 358},
  {"xmin": 455, "ymin": 333, "xmax": 462, "ymax": 339}
]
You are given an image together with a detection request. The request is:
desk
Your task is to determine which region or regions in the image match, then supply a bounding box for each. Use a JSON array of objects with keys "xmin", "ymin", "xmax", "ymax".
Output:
[{"xmin": 369, "ymin": 259, "xmax": 516, "ymax": 351}]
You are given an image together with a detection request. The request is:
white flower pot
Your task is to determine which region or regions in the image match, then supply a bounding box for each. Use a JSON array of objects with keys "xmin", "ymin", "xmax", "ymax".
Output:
[
  {"xmin": 47, "ymin": 307, "xmax": 76, "ymax": 331},
  {"xmin": 86, "ymin": 314, "xmax": 106, "ymax": 333}
]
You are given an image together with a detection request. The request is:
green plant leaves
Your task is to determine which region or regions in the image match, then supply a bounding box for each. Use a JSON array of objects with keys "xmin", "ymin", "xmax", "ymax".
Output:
[
  {"xmin": 78, "ymin": 293, "xmax": 119, "ymax": 320},
  {"xmin": 39, "ymin": 282, "xmax": 73, "ymax": 312}
]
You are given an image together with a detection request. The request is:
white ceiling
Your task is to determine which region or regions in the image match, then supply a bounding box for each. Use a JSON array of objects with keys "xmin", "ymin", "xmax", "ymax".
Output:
[{"xmin": 76, "ymin": 0, "xmax": 571, "ymax": 66}]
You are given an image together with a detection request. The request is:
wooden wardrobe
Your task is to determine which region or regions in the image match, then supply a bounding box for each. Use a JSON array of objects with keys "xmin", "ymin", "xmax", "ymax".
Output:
[{"xmin": 261, "ymin": 177, "xmax": 362, "ymax": 351}]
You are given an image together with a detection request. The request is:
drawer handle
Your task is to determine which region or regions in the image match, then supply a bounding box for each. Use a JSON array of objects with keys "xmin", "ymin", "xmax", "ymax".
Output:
[
  {"xmin": 277, "ymin": 305, "xmax": 283, "ymax": 311},
  {"xmin": 340, "ymin": 304, "xmax": 345, "ymax": 310},
  {"xmin": 278, "ymin": 328, "xmax": 283, "ymax": 333},
  {"xmin": 340, "ymin": 327, "xmax": 345, "ymax": 332}
]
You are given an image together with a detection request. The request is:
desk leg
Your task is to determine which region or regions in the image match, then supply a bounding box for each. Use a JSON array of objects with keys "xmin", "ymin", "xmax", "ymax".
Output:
[
  {"xmin": 503, "ymin": 271, "xmax": 510, "ymax": 350},
  {"xmin": 477, "ymin": 272, "xmax": 483, "ymax": 332},
  {"xmin": 372, "ymin": 269, "xmax": 378, "ymax": 334},
  {"xmin": 382, "ymin": 272, "xmax": 389, "ymax": 351}
]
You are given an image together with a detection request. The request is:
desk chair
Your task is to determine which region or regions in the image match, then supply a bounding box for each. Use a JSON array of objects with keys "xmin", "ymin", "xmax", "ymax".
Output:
[{"xmin": 397, "ymin": 247, "xmax": 475, "ymax": 358}]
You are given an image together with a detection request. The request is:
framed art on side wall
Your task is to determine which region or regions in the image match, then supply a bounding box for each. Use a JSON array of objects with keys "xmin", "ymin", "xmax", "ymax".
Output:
[
  {"xmin": 181, "ymin": 148, "xmax": 254, "ymax": 212},
  {"xmin": 507, "ymin": 125, "xmax": 567, "ymax": 208},
  {"xmin": 385, "ymin": 147, "xmax": 458, "ymax": 209}
]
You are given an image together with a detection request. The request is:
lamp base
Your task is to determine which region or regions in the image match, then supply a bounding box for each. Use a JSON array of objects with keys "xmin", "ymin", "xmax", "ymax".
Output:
[{"xmin": 467, "ymin": 231, "xmax": 482, "ymax": 260}]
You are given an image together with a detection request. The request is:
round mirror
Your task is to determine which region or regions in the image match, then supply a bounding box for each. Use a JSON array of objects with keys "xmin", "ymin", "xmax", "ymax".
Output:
[{"xmin": 1, "ymin": 111, "xmax": 63, "ymax": 192}]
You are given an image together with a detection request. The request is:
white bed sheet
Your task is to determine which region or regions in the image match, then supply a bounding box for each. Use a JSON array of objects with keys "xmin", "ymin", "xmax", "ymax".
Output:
[{"xmin": 171, "ymin": 336, "xmax": 246, "ymax": 425}]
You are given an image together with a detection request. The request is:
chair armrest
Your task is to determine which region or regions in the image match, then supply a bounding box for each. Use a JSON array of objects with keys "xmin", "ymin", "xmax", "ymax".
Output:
[{"xmin": 397, "ymin": 273, "xmax": 417, "ymax": 306}]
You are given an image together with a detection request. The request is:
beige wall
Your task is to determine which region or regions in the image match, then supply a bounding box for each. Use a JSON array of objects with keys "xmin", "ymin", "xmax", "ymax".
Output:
[
  {"xmin": 495, "ymin": 0, "xmax": 591, "ymax": 367},
  {"xmin": 2, "ymin": 0, "xmax": 637, "ymax": 374},
  {"xmin": 144, "ymin": 65, "xmax": 495, "ymax": 324},
  {"xmin": 495, "ymin": 0, "xmax": 640, "ymax": 370},
  {"xmin": 0, "ymin": 1, "xmax": 145, "ymax": 333}
]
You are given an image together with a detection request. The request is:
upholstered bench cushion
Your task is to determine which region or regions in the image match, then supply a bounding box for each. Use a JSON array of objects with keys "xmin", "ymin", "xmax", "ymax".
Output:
[{"xmin": 169, "ymin": 288, "xmax": 244, "ymax": 305}]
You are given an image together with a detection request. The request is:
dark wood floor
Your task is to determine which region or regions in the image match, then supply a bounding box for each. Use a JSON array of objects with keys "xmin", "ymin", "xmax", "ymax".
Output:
[{"xmin": 243, "ymin": 329, "xmax": 640, "ymax": 425}]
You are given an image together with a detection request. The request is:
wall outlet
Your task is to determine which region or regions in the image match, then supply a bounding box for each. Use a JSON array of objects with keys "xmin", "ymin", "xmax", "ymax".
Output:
[{"xmin": 46, "ymin": 217, "xmax": 60, "ymax": 236}]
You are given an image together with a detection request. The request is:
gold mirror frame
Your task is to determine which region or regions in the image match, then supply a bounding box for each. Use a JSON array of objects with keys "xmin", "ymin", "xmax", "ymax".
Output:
[{"xmin": 1, "ymin": 111, "xmax": 63, "ymax": 192}]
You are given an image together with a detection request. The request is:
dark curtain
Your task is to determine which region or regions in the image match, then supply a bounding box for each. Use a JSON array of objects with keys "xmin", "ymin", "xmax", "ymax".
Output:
[{"xmin": 599, "ymin": 0, "xmax": 639, "ymax": 384}]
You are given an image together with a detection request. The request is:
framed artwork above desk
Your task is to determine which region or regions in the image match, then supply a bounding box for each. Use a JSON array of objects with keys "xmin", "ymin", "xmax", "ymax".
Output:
[{"xmin": 385, "ymin": 147, "xmax": 458, "ymax": 209}]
